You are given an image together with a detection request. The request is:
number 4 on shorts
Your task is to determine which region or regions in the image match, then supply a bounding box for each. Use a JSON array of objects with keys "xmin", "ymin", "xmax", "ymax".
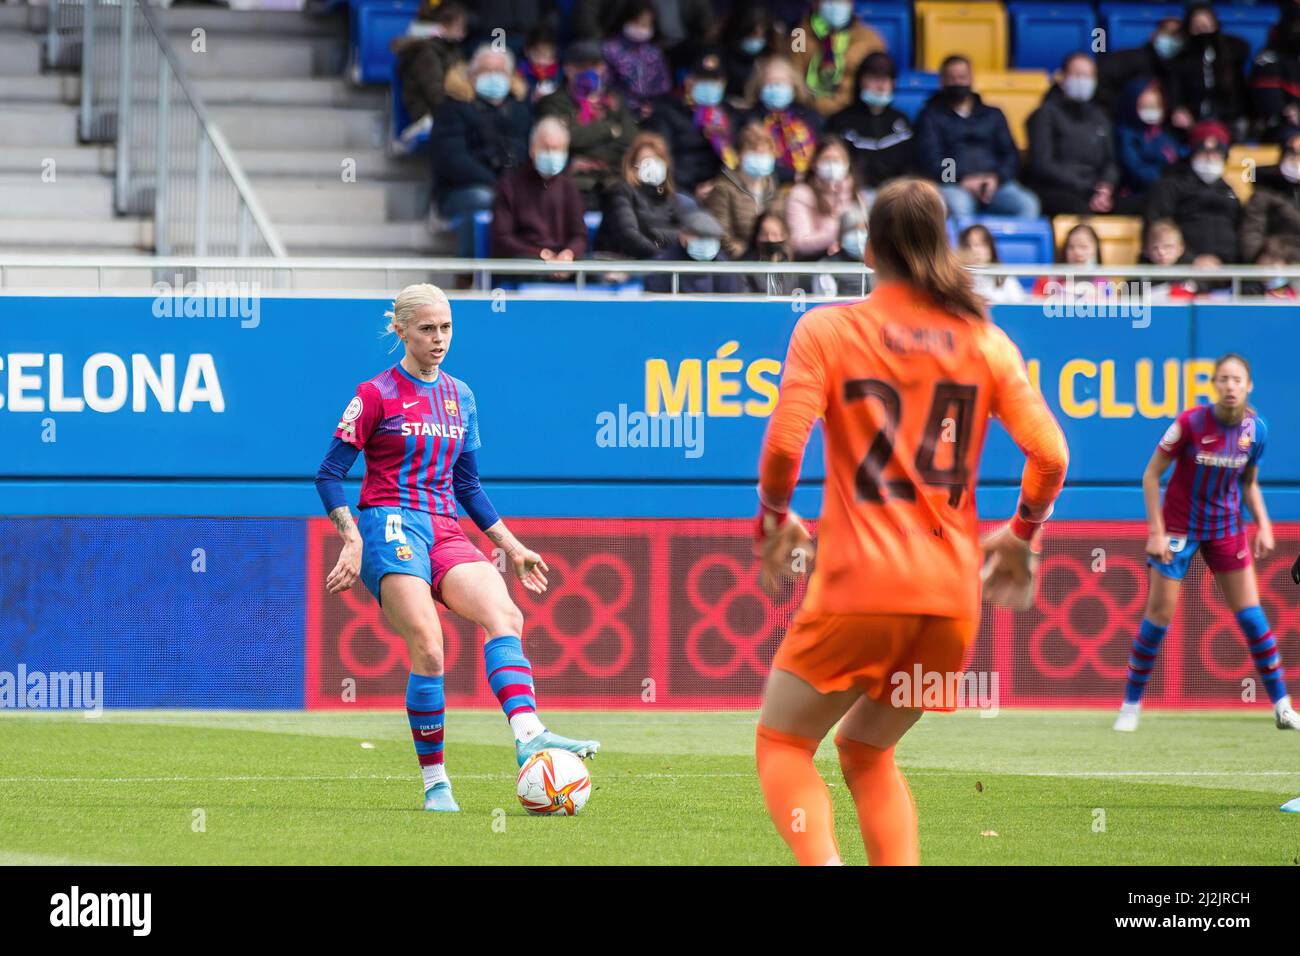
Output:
[{"xmin": 385, "ymin": 513, "xmax": 407, "ymax": 544}]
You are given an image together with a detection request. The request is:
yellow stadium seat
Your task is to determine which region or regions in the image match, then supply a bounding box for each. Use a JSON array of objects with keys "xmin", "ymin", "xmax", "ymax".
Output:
[
  {"xmin": 974, "ymin": 70, "xmax": 1049, "ymax": 151},
  {"xmin": 1225, "ymin": 144, "xmax": 1281, "ymax": 204},
  {"xmin": 1051, "ymin": 215, "xmax": 1144, "ymax": 266},
  {"xmin": 915, "ymin": 2, "xmax": 1008, "ymax": 73}
]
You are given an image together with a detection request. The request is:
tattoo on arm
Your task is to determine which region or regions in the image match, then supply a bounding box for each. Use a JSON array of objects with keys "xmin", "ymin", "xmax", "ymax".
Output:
[
  {"xmin": 485, "ymin": 523, "xmax": 519, "ymax": 555},
  {"xmin": 329, "ymin": 506, "xmax": 359, "ymax": 542}
]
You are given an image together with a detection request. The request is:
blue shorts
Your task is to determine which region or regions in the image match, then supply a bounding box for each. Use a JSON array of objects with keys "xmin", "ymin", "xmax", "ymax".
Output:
[
  {"xmin": 1148, "ymin": 530, "xmax": 1252, "ymax": 581},
  {"xmin": 358, "ymin": 505, "xmax": 491, "ymax": 604}
]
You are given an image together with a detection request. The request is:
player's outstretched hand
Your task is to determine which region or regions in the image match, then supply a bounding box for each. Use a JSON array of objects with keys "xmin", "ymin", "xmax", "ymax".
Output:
[
  {"xmin": 980, "ymin": 523, "xmax": 1040, "ymax": 610},
  {"xmin": 326, "ymin": 539, "xmax": 362, "ymax": 594},
  {"xmin": 754, "ymin": 509, "xmax": 815, "ymax": 596},
  {"xmin": 1254, "ymin": 525, "xmax": 1275, "ymax": 560},
  {"xmin": 511, "ymin": 547, "xmax": 550, "ymax": 595}
]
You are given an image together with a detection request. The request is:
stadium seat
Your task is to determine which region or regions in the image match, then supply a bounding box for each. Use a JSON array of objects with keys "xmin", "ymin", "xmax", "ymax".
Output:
[
  {"xmin": 1226, "ymin": 144, "xmax": 1282, "ymax": 204},
  {"xmin": 914, "ymin": 2, "xmax": 1008, "ymax": 72},
  {"xmin": 973, "ymin": 70, "xmax": 1050, "ymax": 150},
  {"xmin": 1098, "ymin": 4, "xmax": 1185, "ymax": 55},
  {"xmin": 1006, "ymin": 3, "xmax": 1098, "ymax": 72},
  {"xmin": 1214, "ymin": 6, "xmax": 1282, "ymax": 62},
  {"xmin": 584, "ymin": 210, "xmax": 602, "ymax": 250},
  {"xmin": 1051, "ymin": 215, "xmax": 1144, "ymax": 265},
  {"xmin": 349, "ymin": 0, "xmax": 419, "ymax": 86},
  {"xmin": 953, "ymin": 216, "xmax": 1056, "ymax": 263},
  {"xmin": 854, "ymin": 2, "xmax": 914, "ymax": 71},
  {"xmin": 892, "ymin": 70, "xmax": 941, "ymax": 120}
]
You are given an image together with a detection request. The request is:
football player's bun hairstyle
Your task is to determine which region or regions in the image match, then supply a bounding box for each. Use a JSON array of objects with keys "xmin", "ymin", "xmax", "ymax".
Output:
[
  {"xmin": 384, "ymin": 283, "xmax": 451, "ymax": 337},
  {"xmin": 868, "ymin": 177, "xmax": 986, "ymax": 322}
]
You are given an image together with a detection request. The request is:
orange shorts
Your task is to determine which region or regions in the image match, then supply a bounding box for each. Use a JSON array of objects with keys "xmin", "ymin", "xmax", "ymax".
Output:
[{"xmin": 772, "ymin": 612, "xmax": 978, "ymax": 712}]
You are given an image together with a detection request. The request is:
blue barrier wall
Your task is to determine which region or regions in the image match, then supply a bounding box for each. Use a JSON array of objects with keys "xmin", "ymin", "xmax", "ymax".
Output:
[{"xmin": 2, "ymin": 295, "xmax": 1297, "ymax": 519}]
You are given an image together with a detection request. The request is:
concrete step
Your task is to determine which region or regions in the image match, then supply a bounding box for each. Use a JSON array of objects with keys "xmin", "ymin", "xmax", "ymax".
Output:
[
  {"xmin": 0, "ymin": 74, "xmax": 78, "ymax": 103},
  {"xmin": 210, "ymin": 105, "xmax": 382, "ymax": 150},
  {"xmin": 0, "ymin": 6, "xmax": 45, "ymax": 30},
  {"xmin": 0, "ymin": 174, "xmax": 115, "ymax": 219},
  {"xmin": 0, "ymin": 217, "xmax": 152, "ymax": 251},
  {"xmin": 169, "ymin": 35, "xmax": 318, "ymax": 79},
  {"xmin": 235, "ymin": 147, "xmax": 428, "ymax": 182},
  {"xmin": 0, "ymin": 104, "xmax": 79, "ymax": 147},
  {"xmin": 154, "ymin": 6, "xmax": 345, "ymax": 38},
  {"xmin": 277, "ymin": 220, "xmax": 446, "ymax": 255},
  {"xmin": 0, "ymin": 145, "xmax": 117, "ymax": 176},
  {"xmin": 193, "ymin": 77, "xmax": 383, "ymax": 109},
  {"xmin": 0, "ymin": 32, "xmax": 41, "ymax": 75},
  {"xmin": 249, "ymin": 177, "xmax": 391, "ymax": 224}
]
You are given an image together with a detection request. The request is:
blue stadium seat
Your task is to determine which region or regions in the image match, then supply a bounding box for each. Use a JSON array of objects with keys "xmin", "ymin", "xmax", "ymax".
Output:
[
  {"xmin": 1007, "ymin": 3, "xmax": 1098, "ymax": 71},
  {"xmin": 584, "ymin": 210, "xmax": 602, "ymax": 250},
  {"xmin": 951, "ymin": 216, "xmax": 1055, "ymax": 263},
  {"xmin": 854, "ymin": 3, "xmax": 913, "ymax": 71},
  {"xmin": 893, "ymin": 71, "xmax": 940, "ymax": 120},
  {"xmin": 389, "ymin": 68, "xmax": 430, "ymax": 154},
  {"xmin": 1215, "ymin": 6, "xmax": 1281, "ymax": 61},
  {"xmin": 350, "ymin": 0, "xmax": 419, "ymax": 85},
  {"xmin": 1098, "ymin": 4, "xmax": 1186, "ymax": 54}
]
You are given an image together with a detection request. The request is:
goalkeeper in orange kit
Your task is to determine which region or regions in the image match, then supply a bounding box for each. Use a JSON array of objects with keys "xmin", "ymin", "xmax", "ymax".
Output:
[{"xmin": 752, "ymin": 178, "xmax": 1070, "ymax": 866}]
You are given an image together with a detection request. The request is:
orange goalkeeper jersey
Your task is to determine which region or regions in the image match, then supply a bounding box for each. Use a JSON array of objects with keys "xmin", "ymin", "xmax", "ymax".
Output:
[{"xmin": 759, "ymin": 280, "xmax": 1069, "ymax": 622}]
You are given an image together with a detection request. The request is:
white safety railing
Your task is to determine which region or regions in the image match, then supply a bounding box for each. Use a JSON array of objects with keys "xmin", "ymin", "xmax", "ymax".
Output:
[
  {"xmin": 1, "ymin": 258, "xmax": 1300, "ymax": 299},
  {"xmin": 77, "ymin": 0, "xmax": 285, "ymax": 267}
]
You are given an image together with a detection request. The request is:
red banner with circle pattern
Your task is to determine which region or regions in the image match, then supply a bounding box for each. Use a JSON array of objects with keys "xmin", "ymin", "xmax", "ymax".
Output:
[{"xmin": 305, "ymin": 518, "xmax": 1300, "ymax": 710}]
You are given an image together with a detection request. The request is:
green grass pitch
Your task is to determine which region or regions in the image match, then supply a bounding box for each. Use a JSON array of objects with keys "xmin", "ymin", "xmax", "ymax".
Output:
[{"xmin": 2, "ymin": 708, "xmax": 1299, "ymax": 865}]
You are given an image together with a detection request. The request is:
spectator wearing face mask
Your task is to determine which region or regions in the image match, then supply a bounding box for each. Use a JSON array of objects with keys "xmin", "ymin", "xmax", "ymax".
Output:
[
  {"xmin": 790, "ymin": 0, "xmax": 886, "ymax": 118},
  {"xmin": 537, "ymin": 41, "xmax": 640, "ymax": 206},
  {"xmin": 825, "ymin": 52, "xmax": 914, "ymax": 203},
  {"xmin": 490, "ymin": 117, "xmax": 588, "ymax": 267},
  {"xmin": 432, "ymin": 45, "xmax": 533, "ymax": 258},
  {"xmin": 721, "ymin": 6, "xmax": 774, "ymax": 101},
  {"xmin": 785, "ymin": 136, "xmax": 863, "ymax": 259},
  {"xmin": 392, "ymin": 1, "xmax": 471, "ymax": 140},
  {"xmin": 1025, "ymin": 52, "xmax": 1123, "ymax": 217},
  {"xmin": 1096, "ymin": 17, "xmax": 1182, "ymax": 112},
  {"xmin": 743, "ymin": 210, "xmax": 807, "ymax": 294},
  {"xmin": 914, "ymin": 55, "xmax": 1040, "ymax": 219},
  {"xmin": 957, "ymin": 224, "xmax": 1026, "ymax": 304},
  {"xmin": 1141, "ymin": 218, "xmax": 1198, "ymax": 300},
  {"xmin": 602, "ymin": 1, "xmax": 672, "ymax": 117},
  {"xmin": 1250, "ymin": 4, "xmax": 1300, "ymax": 145},
  {"xmin": 1116, "ymin": 79, "xmax": 1186, "ymax": 203},
  {"xmin": 1244, "ymin": 238, "xmax": 1300, "ymax": 298},
  {"xmin": 644, "ymin": 208, "xmax": 742, "ymax": 293},
  {"xmin": 1165, "ymin": 3, "xmax": 1250, "ymax": 140},
  {"xmin": 814, "ymin": 207, "xmax": 871, "ymax": 297},
  {"xmin": 517, "ymin": 27, "xmax": 561, "ymax": 104},
  {"xmin": 1145, "ymin": 121, "xmax": 1241, "ymax": 266},
  {"xmin": 738, "ymin": 55, "xmax": 823, "ymax": 184},
  {"xmin": 1241, "ymin": 130, "xmax": 1300, "ymax": 262},
  {"xmin": 646, "ymin": 50, "xmax": 740, "ymax": 199},
  {"xmin": 594, "ymin": 131, "xmax": 693, "ymax": 259},
  {"xmin": 703, "ymin": 122, "xmax": 781, "ymax": 260}
]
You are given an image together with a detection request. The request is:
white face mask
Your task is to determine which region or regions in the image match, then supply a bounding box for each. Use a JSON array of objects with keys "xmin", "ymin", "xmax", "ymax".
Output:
[
  {"xmin": 1281, "ymin": 157, "xmax": 1300, "ymax": 183},
  {"xmin": 1192, "ymin": 157, "xmax": 1225, "ymax": 183},
  {"xmin": 1137, "ymin": 107, "xmax": 1164, "ymax": 126},
  {"xmin": 638, "ymin": 156, "xmax": 667, "ymax": 186},
  {"xmin": 817, "ymin": 160, "xmax": 848, "ymax": 182},
  {"xmin": 1062, "ymin": 75, "xmax": 1096, "ymax": 103}
]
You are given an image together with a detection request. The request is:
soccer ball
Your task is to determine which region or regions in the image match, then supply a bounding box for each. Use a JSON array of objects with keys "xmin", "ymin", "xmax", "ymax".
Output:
[{"xmin": 516, "ymin": 748, "xmax": 592, "ymax": 816}]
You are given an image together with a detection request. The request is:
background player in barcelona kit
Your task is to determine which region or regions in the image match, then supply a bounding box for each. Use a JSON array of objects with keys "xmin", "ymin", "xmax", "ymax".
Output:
[
  {"xmin": 1115, "ymin": 353, "xmax": 1300, "ymax": 732},
  {"xmin": 315, "ymin": 284, "xmax": 598, "ymax": 812}
]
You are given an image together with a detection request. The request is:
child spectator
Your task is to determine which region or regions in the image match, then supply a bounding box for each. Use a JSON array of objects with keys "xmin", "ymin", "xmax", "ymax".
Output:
[
  {"xmin": 1116, "ymin": 80, "xmax": 1185, "ymax": 203},
  {"xmin": 1142, "ymin": 218, "xmax": 1198, "ymax": 299},
  {"xmin": 517, "ymin": 27, "xmax": 562, "ymax": 104},
  {"xmin": 958, "ymin": 223, "xmax": 1026, "ymax": 303}
]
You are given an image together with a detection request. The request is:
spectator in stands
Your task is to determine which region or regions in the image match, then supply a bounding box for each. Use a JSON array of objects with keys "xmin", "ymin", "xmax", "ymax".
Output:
[
  {"xmin": 432, "ymin": 45, "xmax": 533, "ymax": 258},
  {"xmin": 392, "ymin": 1, "xmax": 470, "ymax": 141},
  {"xmin": 1250, "ymin": 4, "xmax": 1300, "ymax": 144},
  {"xmin": 1241, "ymin": 130, "xmax": 1300, "ymax": 262},
  {"xmin": 538, "ymin": 41, "xmax": 639, "ymax": 208},
  {"xmin": 1031, "ymin": 222, "xmax": 1108, "ymax": 296},
  {"xmin": 914, "ymin": 56, "xmax": 1040, "ymax": 219},
  {"xmin": 825, "ymin": 52, "xmax": 913, "ymax": 205},
  {"xmin": 1096, "ymin": 17, "xmax": 1182, "ymax": 112},
  {"xmin": 490, "ymin": 117, "xmax": 588, "ymax": 267},
  {"xmin": 594, "ymin": 131, "xmax": 692, "ymax": 259},
  {"xmin": 1116, "ymin": 79, "xmax": 1185, "ymax": 205},
  {"xmin": 814, "ymin": 206, "xmax": 870, "ymax": 297},
  {"xmin": 645, "ymin": 208, "xmax": 742, "ymax": 293},
  {"xmin": 785, "ymin": 136, "xmax": 863, "ymax": 259},
  {"xmin": 1141, "ymin": 219, "xmax": 1198, "ymax": 300},
  {"xmin": 1165, "ymin": 3, "xmax": 1249, "ymax": 140},
  {"xmin": 463, "ymin": 0, "xmax": 559, "ymax": 57},
  {"xmin": 721, "ymin": 6, "xmax": 774, "ymax": 101},
  {"xmin": 646, "ymin": 51, "xmax": 739, "ymax": 199},
  {"xmin": 517, "ymin": 27, "xmax": 562, "ymax": 104},
  {"xmin": 703, "ymin": 122, "xmax": 781, "ymax": 260},
  {"xmin": 1024, "ymin": 53, "xmax": 1122, "ymax": 217},
  {"xmin": 1244, "ymin": 238, "xmax": 1299, "ymax": 298},
  {"xmin": 739, "ymin": 55, "xmax": 823, "ymax": 184},
  {"xmin": 790, "ymin": 0, "xmax": 886, "ymax": 118},
  {"xmin": 602, "ymin": 1, "xmax": 672, "ymax": 117},
  {"xmin": 743, "ymin": 210, "xmax": 806, "ymax": 295},
  {"xmin": 574, "ymin": 0, "xmax": 716, "ymax": 74},
  {"xmin": 957, "ymin": 223, "xmax": 1026, "ymax": 304},
  {"xmin": 1145, "ymin": 121, "xmax": 1241, "ymax": 265}
]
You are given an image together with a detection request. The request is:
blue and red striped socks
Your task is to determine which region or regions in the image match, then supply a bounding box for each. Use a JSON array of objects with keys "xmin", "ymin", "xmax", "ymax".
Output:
[
  {"xmin": 1237, "ymin": 606, "xmax": 1289, "ymax": 704},
  {"xmin": 1123, "ymin": 619, "xmax": 1168, "ymax": 704},
  {"xmin": 406, "ymin": 672, "xmax": 447, "ymax": 791},
  {"xmin": 484, "ymin": 635, "xmax": 545, "ymax": 742}
]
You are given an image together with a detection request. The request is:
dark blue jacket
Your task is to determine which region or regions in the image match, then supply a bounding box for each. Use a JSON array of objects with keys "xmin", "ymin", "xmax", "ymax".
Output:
[
  {"xmin": 913, "ymin": 91, "xmax": 1019, "ymax": 185},
  {"xmin": 431, "ymin": 95, "xmax": 532, "ymax": 197},
  {"xmin": 1113, "ymin": 80, "xmax": 1185, "ymax": 195}
]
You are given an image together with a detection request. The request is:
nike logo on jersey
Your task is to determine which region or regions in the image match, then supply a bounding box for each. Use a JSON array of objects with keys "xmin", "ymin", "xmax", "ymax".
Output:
[
  {"xmin": 1200, "ymin": 436, "xmax": 1217, "ymax": 444},
  {"xmin": 401, "ymin": 422, "xmax": 466, "ymax": 439},
  {"xmin": 403, "ymin": 401, "xmax": 420, "ymax": 409}
]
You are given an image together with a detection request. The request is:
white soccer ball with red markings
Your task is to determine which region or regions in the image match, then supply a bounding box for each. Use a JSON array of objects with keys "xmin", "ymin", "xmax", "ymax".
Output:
[{"xmin": 516, "ymin": 748, "xmax": 592, "ymax": 816}]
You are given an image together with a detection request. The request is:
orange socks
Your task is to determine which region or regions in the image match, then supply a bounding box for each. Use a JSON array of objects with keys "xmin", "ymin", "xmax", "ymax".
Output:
[
  {"xmin": 834, "ymin": 736, "xmax": 919, "ymax": 865},
  {"xmin": 755, "ymin": 724, "xmax": 842, "ymax": 866}
]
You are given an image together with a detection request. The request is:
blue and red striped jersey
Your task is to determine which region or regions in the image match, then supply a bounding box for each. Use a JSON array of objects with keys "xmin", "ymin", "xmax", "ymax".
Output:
[
  {"xmin": 1158, "ymin": 404, "xmax": 1266, "ymax": 539},
  {"xmin": 334, "ymin": 364, "xmax": 481, "ymax": 515}
]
